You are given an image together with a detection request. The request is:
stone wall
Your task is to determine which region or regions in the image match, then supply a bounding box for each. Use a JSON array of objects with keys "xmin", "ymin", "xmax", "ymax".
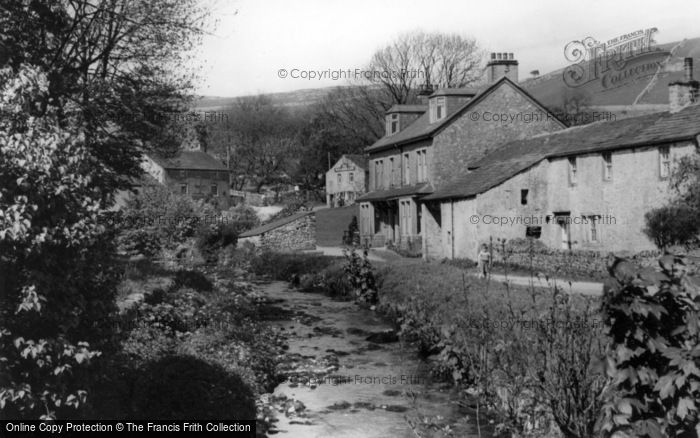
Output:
[
  {"xmin": 260, "ymin": 213, "xmax": 316, "ymax": 252},
  {"xmin": 495, "ymin": 238, "xmax": 664, "ymax": 280}
]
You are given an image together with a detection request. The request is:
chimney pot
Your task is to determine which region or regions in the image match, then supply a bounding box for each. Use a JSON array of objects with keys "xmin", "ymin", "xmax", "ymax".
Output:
[
  {"xmin": 491, "ymin": 53, "xmax": 496, "ymax": 60},
  {"xmin": 684, "ymin": 57, "xmax": 693, "ymax": 82},
  {"xmin": 509, "ymin": 53, "xmax": 514, "ymax": 60},
  {"xmin": 497, "ymin": 53, "xmax": 502, "ymax": 60}
]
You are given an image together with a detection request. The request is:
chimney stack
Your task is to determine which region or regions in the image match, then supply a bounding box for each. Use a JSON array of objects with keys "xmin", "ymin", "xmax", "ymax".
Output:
[
  {"xmin": 486, "ymin": 51, "xmax": 519, "ymax": 83},
  {"xmin": 669, "ymin": 57, "xmax": 699, "ymax": 113}
]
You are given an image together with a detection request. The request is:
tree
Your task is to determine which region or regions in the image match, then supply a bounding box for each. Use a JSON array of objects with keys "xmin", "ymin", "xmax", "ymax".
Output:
[
  {"xmin": 550, "ymin": 89, "xmax": 594, "ymax": 127},
  {"xmin": 0, "ymin": 0, "xmax": 209, "ymax": 419},
  {"xmin": 206, "ymin": 95, "xmax": 301, "ymax": 192},
  {"xmin": 366, "ymin": 31, "xmax": 485, "ymax": 104}
]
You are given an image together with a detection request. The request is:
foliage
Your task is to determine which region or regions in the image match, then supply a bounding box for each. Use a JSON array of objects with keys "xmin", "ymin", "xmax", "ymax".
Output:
[
  {"xmin": 342, "ymin": 216, "xmax": 360, "ymax": 246},
  {"xmin": 117, "ymin": 184, "xmax": 202, "ymax": 255},
  {"xmin": 343, "ymin": 248, "xmax": 378, "ymax": 304},
  {"xmin": 375, "ymin": 249, "xmax": 608, "ymax": 437},
  {"xmin": 249, "ymin": 251, "xmax": 336, "ymax": 281},
  {"xmin": 599, "ymin": 255, "xmax": 700, "ymax": 438},
  {"xmin": 1, "ymin": 0, "xmax": 209, "ymax": 419},
  {"xmin": 131, "ymin": 355, "xmax": 256, "ymax": 420},
  {"xmin": 643, "ymin": 203, "xmax": 699, "ymax": 249}
]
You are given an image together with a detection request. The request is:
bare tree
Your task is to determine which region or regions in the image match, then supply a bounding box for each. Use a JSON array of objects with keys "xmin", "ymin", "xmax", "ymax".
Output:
[{"xmin": 366, "ymin": 31, "xmax": 485, "ymax": 104}]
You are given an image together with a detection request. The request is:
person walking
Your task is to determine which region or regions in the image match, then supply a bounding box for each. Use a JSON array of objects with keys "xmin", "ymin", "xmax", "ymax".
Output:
[{"xmin": 477, "ymin": 244, "xmax": 492, "ymax": 278}]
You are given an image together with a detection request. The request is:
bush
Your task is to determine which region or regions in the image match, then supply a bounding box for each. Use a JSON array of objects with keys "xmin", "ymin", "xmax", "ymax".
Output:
[
  {"xmin": 173, "ymin": 269, "xmax": 213, "ymax": 292},
  {"xmin": 375, "ymin": 258, "xmax": 607, "ymax": 437},
  {"xmin": 343, "ymin": 248, "xmax": 378, "ymax": 304},
  {"xmin": 131, "ymin": 355, "xmax": 256, "ymax": 420},
  {"xmin": 599, "ymin": 255, "xmax": 700, "ymax": 437},
  {"xmin": 643, "ymin": 203, "xmax": 699, "ymax": 249},
  {"xmin": 249, "ymin": 251, "xmax": 336, "ymax": 280}
]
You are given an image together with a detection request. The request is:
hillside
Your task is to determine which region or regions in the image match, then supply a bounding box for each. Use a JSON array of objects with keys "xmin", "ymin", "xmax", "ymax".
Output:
[
  {"xmin": 195, "ymin": 37, "xmax": 700, "ymax": 115},
  {"xmin": 523, "ymin": 37, "xmax": 700, "ymax": 112}
]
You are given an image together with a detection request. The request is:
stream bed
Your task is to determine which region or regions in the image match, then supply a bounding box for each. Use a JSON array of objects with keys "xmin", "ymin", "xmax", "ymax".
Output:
[{"xmin": 257, "ymin": 281, "xmax": 491, "ymax": 438}]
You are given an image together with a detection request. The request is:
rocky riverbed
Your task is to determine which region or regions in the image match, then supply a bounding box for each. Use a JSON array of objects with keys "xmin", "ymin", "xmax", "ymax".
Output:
[{"xmin": 255, "ymin": 282, "xmax": 491, "ymax": 438}]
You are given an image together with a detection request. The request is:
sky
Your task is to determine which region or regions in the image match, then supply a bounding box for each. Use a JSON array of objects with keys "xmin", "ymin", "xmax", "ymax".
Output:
[{"xmin": 192, "ymin": 0, "xmax": 700, "ymax": 98}]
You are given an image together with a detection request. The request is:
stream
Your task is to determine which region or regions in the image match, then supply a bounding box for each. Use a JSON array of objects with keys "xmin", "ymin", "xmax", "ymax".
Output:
[{"xmin": 257, "ymin": 281, "xmax": 491, "ymax": 438}]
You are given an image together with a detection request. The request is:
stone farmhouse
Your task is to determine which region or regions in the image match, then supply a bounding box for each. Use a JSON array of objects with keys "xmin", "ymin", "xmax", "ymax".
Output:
[
  {"xmin": 325, "ymin": 154, "xmax": 368, "ymax": 207},
  {"xmin": 358, "ymin": 54, "xmax": 700, "ymax": 260},
  {"xmin": 142, "ymin": 150, "xmax": 230, "ymax": 205}
]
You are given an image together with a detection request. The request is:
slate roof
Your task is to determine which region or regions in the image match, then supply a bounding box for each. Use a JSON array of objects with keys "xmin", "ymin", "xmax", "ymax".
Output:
[
  {"xmin": 366, "ymin": 76, "xmax": 567, "ymax": 153},
  {"xmin": 424, "ymin": 103, "xmax": 700, "ymax": 201},
  {"xmin": 239, "ymin": 210, "xmax": 314, "ymax": 238},
  {"xmin": 151, "ymin": 150, "xmax": 228, "ymax": 171},
  {"xmin": 387, "ymin": 104, "xmax": 427, "ymax": 113},
  {"xmin": 356, "ymin": 183, "xmax": 433, "ymax": 202}
]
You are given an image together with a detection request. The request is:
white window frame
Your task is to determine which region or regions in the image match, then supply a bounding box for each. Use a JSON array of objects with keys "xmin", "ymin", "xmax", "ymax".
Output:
[
  {"xmin": 602, "ymin": 153, "xmax": 612, "ymax": 181},
  {"xmin": 436, "ymin": 97, "xmax": 445, "ymax": 120},
  {"xmin": 659, "ymin": 146, "xmax": 670, "ymax": 179},
  {"xmin": 586, "ymin": 215, "xmax": 601, "ymax": 243}
]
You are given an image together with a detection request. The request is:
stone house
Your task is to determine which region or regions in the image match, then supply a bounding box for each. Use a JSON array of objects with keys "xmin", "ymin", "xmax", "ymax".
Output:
[
  {"xmin": 142, "ymin": 150, "xmax": 230, "ymax": 205},
  {"xmin": 359, "ymin": 53, "xmax": 700, "ymax": 259},
  {"xmin": 325, "ymin": 154, "xmax": 368, "ymax": 207},
  {"xmin": 357, "ymin": 53, "xmax": 566, "ymax": 249}
]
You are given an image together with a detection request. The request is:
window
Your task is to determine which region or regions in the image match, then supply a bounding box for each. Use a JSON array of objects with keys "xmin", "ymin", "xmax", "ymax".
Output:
[
  {"xmin": 417, "ymin": 150, "xmax": 427, "ymax": 182},
  {"xmin": 179, "ymin": 170, "xmax": 186, "ymax": 178},
  {"xmin": 585, "ymin": 215, "xmax": 601, "ymax": 242},
  {"xmin": 521, "ymin": 189, "xmax": 529, "ymax": 205},
  {"xmin": 436, "ymin": 97, "xmax": 445, "ymax": 120},
  {"xmin": 526, "ymin": 226, "xmax": 542, "ymax": 239},
  {"xmin": 568, "ymin": 157, "xmax": 577, "ymax": 185},
  {"xmin": 429, "ymin": 97, "xmax": 446, "ymax": 122},
  {"xmin": 659, "ymin": 146, "xmax": 670, "ymax": 178},
  {"xmin": 337, "ymin": 173, "xmax": 342, "ymax": 184},
  {"xmin": 603, "ymin": 153, "xmax": 612, "ymax": 181},
  {"xmin": 211, "ymin": 184, "xmax": 218, "ymax": 196},
  {"xmin": 389, "ymin": 157, "xmax": 395, "ymax": 187},
  {"xmin": 403, "ymin": 153, "xmax": 410, "ymax": 185},
  {"xmin": 386, "ymin": 114, "xmax": 399, "ymax": 135},
  {"xmin": 375, "ymin": 159, "xmax": 384, "ymax": 189},
  {"xmin": 349, "ymin": 172, "xmax": 354, "ymax": 183},
  {"xmin": 180, "ymin": 184, "xmax": 188, "ymax": 195}
]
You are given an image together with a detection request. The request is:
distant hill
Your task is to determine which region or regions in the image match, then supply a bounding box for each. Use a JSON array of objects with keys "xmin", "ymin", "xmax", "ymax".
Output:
[
  {"xmin": 196, "ymin": 37, "xmax": 700, "ymax": 116},
  {"xmin": 523, "ymin": 37, "xmax": 700, "ymax": 117},
  {"xmin": 194, "ymin": 86, "xmax": 350, "ymax": 112}
]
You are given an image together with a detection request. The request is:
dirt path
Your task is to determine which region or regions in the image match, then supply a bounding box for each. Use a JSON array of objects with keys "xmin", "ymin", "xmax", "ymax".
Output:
[{"xmin": 258, "ymin": 282, "xmax": 488, "ymax": 438}]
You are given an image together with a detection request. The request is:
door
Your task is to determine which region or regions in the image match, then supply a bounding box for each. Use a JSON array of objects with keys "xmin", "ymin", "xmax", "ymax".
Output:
[{"xmin": 555, "ymin": 213, "xmax": 571, "ymax": 249}]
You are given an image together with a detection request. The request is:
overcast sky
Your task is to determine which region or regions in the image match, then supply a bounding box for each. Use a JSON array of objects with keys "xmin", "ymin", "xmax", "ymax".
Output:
[{"xmin": 193, "ymin": 0, "xmax": 700, "ymax": 97}]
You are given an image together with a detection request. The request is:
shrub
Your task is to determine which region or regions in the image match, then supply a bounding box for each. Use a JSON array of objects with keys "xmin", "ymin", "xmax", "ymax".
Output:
[
  {"xmin": 131, "ymin": 355, "xmax": 256, "ymax": 420},
  {"xmin": 173, "ymin": 269, "xmax": 213, "ymax": 292},
  {"xmin": 266, "ymin": 198, "xmax": 307, "ymax": 223},
  {"xmin": 343, "ymin": 247, "xmax": 378, "ymax": 304},
  {"xmin": 643, "ymin": 203, "xmax": 699, "ymax": 249},
  {"xmin": 249, "ymin": 251, "xmax": 336, "ymax": 280},
  {"xmin": 599, "ymin": 255, "xmax": 700, "ymax": 437}
]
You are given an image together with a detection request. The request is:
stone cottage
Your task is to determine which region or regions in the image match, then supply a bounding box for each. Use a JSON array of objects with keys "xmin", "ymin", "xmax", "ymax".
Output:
[
  {"xmin": 357, "ymin": 53, "xmax": 566, "ymax": 249},
  {"xmin": 325, "ymin": 154, "xmax": 368, "ymax": 207},
  {"xmin": 359, "ymin": 53, "xmax": 700, "ymax": 259},
  {"xmin": 142, "ymin": 150, "xmax": 230, "ymax": 205}
]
